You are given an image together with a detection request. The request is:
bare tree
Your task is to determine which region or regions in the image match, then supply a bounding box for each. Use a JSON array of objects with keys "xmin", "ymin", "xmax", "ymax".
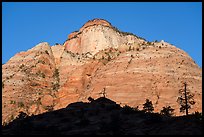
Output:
[
  {"xmin": 99, "ymin": 88, "xmax": 106, "ymax": 98},
  {"xmin": 177, "ymin": 82, "xmax": 195, "ymax": 116}
]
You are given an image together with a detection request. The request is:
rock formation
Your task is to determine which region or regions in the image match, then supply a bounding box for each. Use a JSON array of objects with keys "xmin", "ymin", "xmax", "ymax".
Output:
[
  {"xmin": 2, "ymin": 18, "xmax": 202, "ymax": 125},
  {"xmin": 64, "ymin": 18, "xmax": 145, "ymax": 54}
]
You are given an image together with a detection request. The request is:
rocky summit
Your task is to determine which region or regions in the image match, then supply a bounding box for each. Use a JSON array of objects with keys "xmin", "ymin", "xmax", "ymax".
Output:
[{"xmin": 2, "ymin": 18, "xmax": 202, "ymax": 125}]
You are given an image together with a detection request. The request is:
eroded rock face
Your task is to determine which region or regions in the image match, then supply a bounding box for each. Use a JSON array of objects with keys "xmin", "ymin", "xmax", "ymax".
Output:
[
  {"xmin": 79, "ymin": 45, "xmax": 202, "ymax": 116},
  {"xmin": 2, "ymin": 42, "xmax": 58, "ymax": 124},
  {"xmin": 51, "ymin": 44, "xmax": 64, "ymax": 68},
  {"xmin": 41, "ymin": 95, "xmax": 54, "ymax": 107},
  {"xmin": 2, "ymin": 19, "xmax": 202, "ymax": 125},
  {"xmin": 64, "ymin": 19, "xmax": 145, "ymax": 55}
]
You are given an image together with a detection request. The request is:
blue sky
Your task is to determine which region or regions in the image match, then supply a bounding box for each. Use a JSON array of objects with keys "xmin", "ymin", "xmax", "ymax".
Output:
[{"xmin": 2, "ymin": 2, "xmax": 202, "ymax": 67}]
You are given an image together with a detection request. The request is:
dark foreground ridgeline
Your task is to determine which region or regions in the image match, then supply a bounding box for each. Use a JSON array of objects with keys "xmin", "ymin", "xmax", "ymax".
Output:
[{"xmin": 2, "ymin": 97, "xmax": 202, "ymax": 135}]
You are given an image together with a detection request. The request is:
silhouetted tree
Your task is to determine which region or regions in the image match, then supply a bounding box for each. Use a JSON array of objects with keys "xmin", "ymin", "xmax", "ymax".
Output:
[
  {"xmin": 17, "ymin": 111, "xmax": 28, "ymax": 119},
  {"xmin": 143, "ymin": 99, "xmax": 154, "ymax": 113},
  {"xmin": 99, "ymin": 88, "xmax": 106, "ymax": 98},
  {"xmin": 192, "ymin": 111, "xmax": 202, "ymax": 121},
  {"xmin": 88, "ymin": 97, "xmax": 94, "ymax": 102},
  {"xmin": 177, "ymin": 82, "xmax": 195, "ymax": 116},
  {"xmin": 160, "ymin": 106, "xmax": 174, "ymax": 117},
  {"xmin": 122, "ymin": 105, "xmax": 134, "ymax": 114}
]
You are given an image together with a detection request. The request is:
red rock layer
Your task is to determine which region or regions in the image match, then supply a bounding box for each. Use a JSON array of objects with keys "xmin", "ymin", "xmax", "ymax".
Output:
[{"xmin": 2, "ymin": 19, "xmax": 202, "ymax": 125}]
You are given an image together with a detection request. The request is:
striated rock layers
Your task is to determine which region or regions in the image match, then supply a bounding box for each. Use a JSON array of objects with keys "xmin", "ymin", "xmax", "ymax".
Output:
[
  {"xmin": 2, "ymin": 18, "xmax": 202, "ymax": 125},
  {"xmin": 64, "ymin": 18, "xmax": 145, "ymax": 55}
]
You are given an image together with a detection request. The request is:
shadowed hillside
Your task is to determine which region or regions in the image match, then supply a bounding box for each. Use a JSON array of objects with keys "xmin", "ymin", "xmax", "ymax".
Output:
[{"xmin": 2, "ymin": 97, "xmax": 202, "ymax": 135}]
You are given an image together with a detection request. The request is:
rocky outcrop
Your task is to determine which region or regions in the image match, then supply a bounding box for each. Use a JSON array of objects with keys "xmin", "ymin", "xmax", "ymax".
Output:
[
  {"xmin": 80, "ymin": 18, "xmax": 112, "ymax": 32},
  {"xmin": 2, "ymin": 19, "xmax": 202, "ymax": 125},
  {"xmin": 2, "ymin": 42, "xmax": 58, "ymax": 124},
  {"xmin": 64, "ymin": 18, "xmax": 145, "ymax": 55},
  {"xmin": 51, "ymin": 44, "xmax": 64, "ymax": 68}
]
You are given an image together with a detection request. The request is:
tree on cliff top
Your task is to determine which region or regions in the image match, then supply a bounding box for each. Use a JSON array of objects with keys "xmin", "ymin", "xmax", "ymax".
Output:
[
  {"xmin": 177, "ymin": 82, "xmax": 195, "ymax": 116},
  {"xmin": 143, "ymin": 99, "xmax": 154, "ymax": 113}
]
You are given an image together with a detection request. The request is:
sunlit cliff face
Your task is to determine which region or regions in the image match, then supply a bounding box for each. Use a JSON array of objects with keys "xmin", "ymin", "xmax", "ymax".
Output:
[{"xmin": 2, "ymin": 18, "xmax": 202, "ymax": 125}]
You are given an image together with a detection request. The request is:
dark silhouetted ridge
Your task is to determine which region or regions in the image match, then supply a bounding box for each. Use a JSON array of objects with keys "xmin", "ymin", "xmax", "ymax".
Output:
[{"xmin": 2, "ymin": 97, "xmax": 202, "ymax": 135}]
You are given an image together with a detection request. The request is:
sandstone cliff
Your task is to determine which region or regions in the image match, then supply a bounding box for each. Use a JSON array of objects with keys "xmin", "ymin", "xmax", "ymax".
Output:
[
  {"xmin": 2, "ymin": 18, "xmax": 202, "ymax": 125},
  {"xmin": 64, "ymin": 19, "xmax": 145, "ymax": 54}
]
